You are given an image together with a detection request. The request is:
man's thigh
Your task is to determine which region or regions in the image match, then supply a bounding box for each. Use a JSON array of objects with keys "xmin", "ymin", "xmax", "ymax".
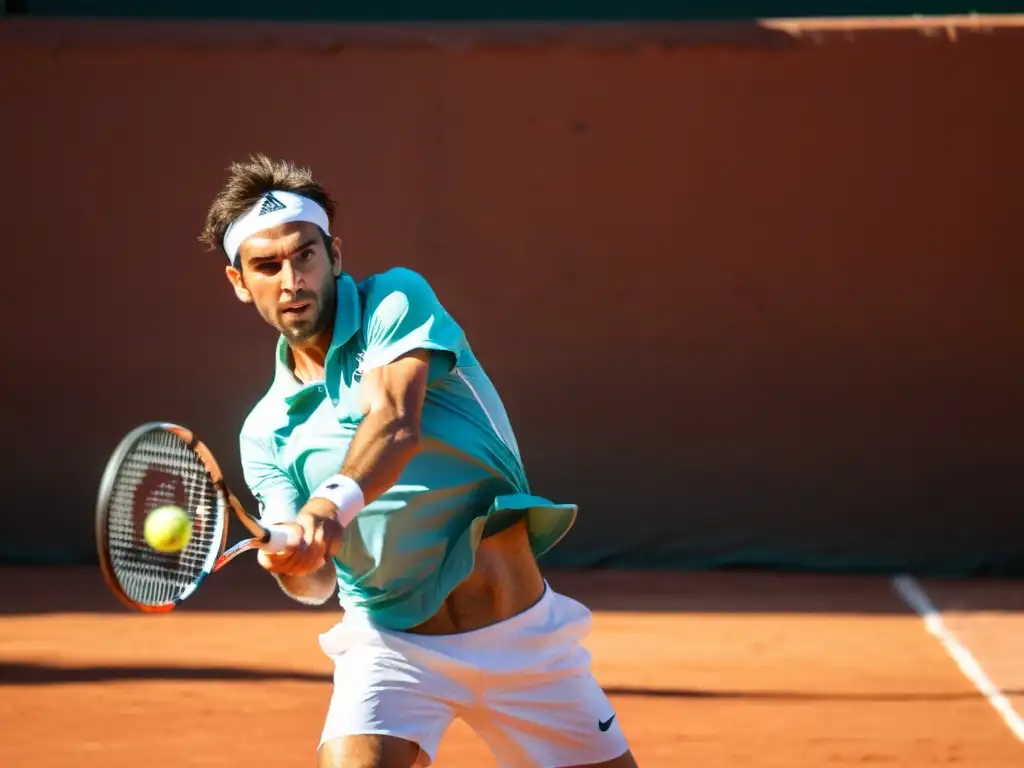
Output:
[
  {"xmin": 467, "ymin": 664, "xmax": 632, "ymax": 768},
  {"xmin": 318, "ymin": 642, "xmax": 463, "ymax": 767},
  {"xmin": 560, "ymin": 750, "xmax": 640, "ymax": 768},
  {"xmin": 318, "ymin": 734, "xmax": 425, "ymax": 768}
]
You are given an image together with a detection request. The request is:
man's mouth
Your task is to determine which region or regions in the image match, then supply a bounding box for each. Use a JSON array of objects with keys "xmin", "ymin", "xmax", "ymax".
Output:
[{"xmin": 281, "ymin": 302, "xmax": 311, "ymax": 316}]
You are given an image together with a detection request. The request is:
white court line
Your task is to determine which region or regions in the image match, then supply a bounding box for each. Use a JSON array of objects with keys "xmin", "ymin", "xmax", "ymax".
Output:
[{"xmin": 893, "ymin": 574, "xmax": 1024, "ymax": 743}]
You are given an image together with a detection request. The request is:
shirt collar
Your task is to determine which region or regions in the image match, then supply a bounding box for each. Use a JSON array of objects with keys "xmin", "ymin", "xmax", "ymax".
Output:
[{"xmin": 274, "ymin": 273, "xmax": 361, "ymax": 410}]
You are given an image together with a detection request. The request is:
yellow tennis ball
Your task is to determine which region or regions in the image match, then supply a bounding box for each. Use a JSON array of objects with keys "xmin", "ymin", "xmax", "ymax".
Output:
[{"xmin": 144, "ymin": 505, "xmax": 192, "ymax": 553}]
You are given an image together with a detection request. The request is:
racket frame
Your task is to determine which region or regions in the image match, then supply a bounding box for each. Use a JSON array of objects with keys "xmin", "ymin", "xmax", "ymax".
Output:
[{"xmin": 95, "ymin": 421, "xmax": 281, "ymax": 613}]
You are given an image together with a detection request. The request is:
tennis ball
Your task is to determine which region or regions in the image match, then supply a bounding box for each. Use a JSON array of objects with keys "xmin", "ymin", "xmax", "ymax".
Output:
[{"xmin": 144, "ymin": 505, "xmax": 192, "ymax": 553}]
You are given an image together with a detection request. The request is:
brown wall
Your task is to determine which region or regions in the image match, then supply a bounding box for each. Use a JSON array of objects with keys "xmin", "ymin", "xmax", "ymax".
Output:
[{"xmin": 2, "ymin": 19, "xmax": 1022, "ymax": 573}]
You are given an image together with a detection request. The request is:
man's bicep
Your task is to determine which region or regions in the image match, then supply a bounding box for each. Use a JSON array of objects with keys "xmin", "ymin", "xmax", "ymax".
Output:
[{"xmin": 239, "ymin": 436, "xmax": 303, "ymax": 526}]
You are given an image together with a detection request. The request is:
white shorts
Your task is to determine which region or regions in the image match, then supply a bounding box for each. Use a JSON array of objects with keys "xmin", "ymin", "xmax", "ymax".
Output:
[{"xmin": 317, "ymin": 584, "xmax": 629, "ymax": 767}]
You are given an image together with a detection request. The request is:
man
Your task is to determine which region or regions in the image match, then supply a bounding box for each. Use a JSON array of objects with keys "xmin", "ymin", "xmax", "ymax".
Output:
[{"xmin": 199, "ymin": 154, "xmax": 637, "ymax": 768}]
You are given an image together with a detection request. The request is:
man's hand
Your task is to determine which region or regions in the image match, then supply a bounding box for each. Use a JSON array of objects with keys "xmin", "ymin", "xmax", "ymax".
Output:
[{"xmin": 256, "ymin": 497, "xmax": 345, "ymax": 577}]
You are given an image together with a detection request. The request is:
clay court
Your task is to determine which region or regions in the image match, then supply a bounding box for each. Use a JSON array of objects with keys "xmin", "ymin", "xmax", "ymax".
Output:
[{"xmin": 2, "ymin": 563, "xmax": 1022, "ymax": 766}]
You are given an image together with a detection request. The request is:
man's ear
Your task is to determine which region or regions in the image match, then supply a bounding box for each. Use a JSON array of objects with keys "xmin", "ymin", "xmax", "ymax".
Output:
[
  {"xmin": 330, "ymin": 236, "xmax": 343, "ymax": 277},
  {"xmin": 225, "ymin": 265, "xmax": 253, "ymax": 304}
]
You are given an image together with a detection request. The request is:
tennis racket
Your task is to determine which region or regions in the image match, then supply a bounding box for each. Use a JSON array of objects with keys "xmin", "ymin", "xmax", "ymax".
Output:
[{"xmin": 95, "ymin": 421, "xmax": 301, "ymax": 612}]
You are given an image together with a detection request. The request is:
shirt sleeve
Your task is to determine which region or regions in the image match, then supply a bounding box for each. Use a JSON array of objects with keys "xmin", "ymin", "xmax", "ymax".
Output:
[
  {"xmin": 360, "ymin": 267, "xmax": 467, "ymax": 383},
  {"xmin": 239, "ymin": 433, "xmax": 304, "ymax": 527},
  {"xmin": 240, "ymin": 434, "xmax": 335, "ymax": 607}
]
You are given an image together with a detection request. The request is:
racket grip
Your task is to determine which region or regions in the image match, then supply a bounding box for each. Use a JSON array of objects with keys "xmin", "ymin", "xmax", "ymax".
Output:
[{"xmin": 262, "ymin": 524, "xmax": 303, "ymax": 553}]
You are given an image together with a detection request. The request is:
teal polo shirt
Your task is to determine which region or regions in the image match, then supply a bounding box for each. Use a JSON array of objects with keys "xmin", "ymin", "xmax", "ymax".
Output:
[{"xmin": 239, "ymin": 267, "xmax": 577, "ymax": 630}]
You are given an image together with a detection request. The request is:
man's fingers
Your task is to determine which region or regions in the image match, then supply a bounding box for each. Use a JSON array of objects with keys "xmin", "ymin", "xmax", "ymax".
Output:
[
  {"xmin": 257, "ymin": 515, "xmax": 337, "ymax": 576},
  {"xmin": 322, "ymin": 519, "xmax": 343, "ymax": 558},
  {"xmin": 298, "ymin": 530, "xmax": 328, "ymax": 576},
  {"xmin": 257, "ymin": 525, "xmax": 309, "ymax": 573},
  {"xmin": 301, "ymin": 518, "xmax": 317, "ymax": 547},
  {"xmin": 258, "ymin": 550, "xmax": 301, "ymax": 574},
  {"xmin": 258, "ymin": 548, "xmax": 299, "ymax": 572},
  {"xmin": 260, "ymin": 553, "xmax": 321, "ymax": 576},
  {"xmin": 313, "ymin": 523, "xmax": 328, "ymax": 552},
  {"xmin": 260, "ymin": 545, "xmax": 325, "ymax": 576}
]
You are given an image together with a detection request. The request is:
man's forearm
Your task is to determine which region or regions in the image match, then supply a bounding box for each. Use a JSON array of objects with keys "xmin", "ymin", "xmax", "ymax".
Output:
[
  {"xmin": 303, "ymin": 354, "xmax": 428, "ymax": 534},
  {"xmin": 294, "ymin": 409, "xmax": 419, "ymax": 556},
  {"xmin": 338, "ymin": 408, "xmax": 421, "ymax": 502}
]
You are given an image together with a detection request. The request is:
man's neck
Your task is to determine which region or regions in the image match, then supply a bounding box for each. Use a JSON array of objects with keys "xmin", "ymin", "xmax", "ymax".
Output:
[{"xmin": 288, "ymin": 328, "xmax": 333, "ymax": 384}]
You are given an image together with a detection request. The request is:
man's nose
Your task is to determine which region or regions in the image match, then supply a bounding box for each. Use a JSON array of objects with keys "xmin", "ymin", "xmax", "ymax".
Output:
[{"xmin": 280, "ymin": 258, "xmax": 304, "ymax": 293}]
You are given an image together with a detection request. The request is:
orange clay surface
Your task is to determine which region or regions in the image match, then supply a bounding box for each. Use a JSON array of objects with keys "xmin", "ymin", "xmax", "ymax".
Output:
[{"xmin": 1, "ymin": 565, "xmax": 1021, "ymax": 767}]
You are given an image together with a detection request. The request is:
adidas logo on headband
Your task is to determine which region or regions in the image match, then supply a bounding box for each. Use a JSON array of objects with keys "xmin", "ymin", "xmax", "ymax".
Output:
[{"xmin": 258, "ymin": 193, "xmax": 287, "ymax": 216}]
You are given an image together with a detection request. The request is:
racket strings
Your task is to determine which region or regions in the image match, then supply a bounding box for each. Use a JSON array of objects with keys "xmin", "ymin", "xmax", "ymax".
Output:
[{"xmin": 105, "ymin": 430, "xmax": 225, "ymax": 607}]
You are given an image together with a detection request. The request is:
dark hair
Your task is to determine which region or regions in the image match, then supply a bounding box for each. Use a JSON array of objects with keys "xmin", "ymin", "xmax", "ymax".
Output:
[{"xmin": 199, "ymin": 154, "xmax": 336, "ymax": 258}]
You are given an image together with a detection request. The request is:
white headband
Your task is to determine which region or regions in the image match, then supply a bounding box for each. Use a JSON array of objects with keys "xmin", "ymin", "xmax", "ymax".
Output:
[{"xmin": 222, "ymin": 190, "xmax": 331, "ymax": 265}]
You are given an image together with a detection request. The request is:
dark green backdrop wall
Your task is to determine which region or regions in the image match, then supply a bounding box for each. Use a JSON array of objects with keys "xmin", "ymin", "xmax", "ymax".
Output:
[{"xmin": 8, "ymin": 0, "xmax": 1024, "ymax": 20}]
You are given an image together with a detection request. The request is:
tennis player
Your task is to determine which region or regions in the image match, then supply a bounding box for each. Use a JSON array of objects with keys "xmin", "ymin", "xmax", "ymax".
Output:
[{"xmin": 199, "ymin": 155, "xmax": 637, "ymax": 768}]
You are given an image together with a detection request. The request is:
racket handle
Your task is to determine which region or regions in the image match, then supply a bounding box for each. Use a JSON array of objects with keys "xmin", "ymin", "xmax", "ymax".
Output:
[{"xmin": 262, "ymin": 524, "xmax": 303, "ymax": 553}]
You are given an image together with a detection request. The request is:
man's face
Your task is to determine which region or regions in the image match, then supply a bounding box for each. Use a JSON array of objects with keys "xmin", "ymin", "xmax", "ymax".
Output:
[{"xmin": 225, "ymin": 221, "xmax": 343, "ymax": 344}]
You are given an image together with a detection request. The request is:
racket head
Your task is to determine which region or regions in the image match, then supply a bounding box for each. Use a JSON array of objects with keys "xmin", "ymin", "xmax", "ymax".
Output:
[{"xmin": 95, "ymin": 422, "xmax": 231, "ymax": 612}]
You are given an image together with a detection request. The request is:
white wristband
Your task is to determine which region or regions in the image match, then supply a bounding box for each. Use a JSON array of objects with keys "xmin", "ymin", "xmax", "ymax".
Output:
[{"xmin": 310, "ymin": 474, "xmax": 365, "ymax": 528}]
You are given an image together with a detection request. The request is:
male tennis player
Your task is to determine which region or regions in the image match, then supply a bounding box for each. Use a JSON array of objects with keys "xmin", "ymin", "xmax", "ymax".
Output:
[{"xmin": 200, "ymin": 155, "xmax": 636, "ymax": 768}]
